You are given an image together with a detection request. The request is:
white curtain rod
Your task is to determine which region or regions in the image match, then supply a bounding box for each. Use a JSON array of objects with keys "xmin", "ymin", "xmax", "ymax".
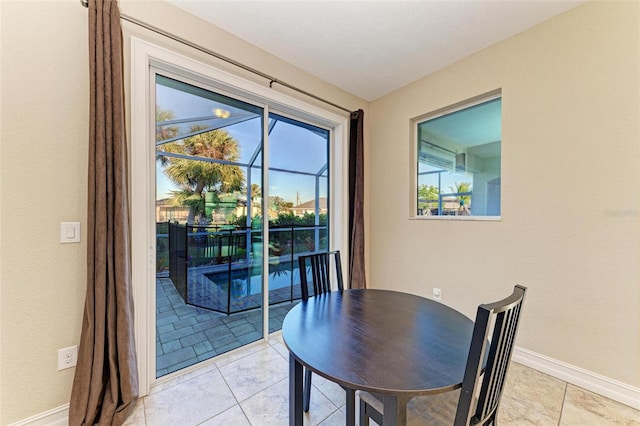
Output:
[{"xmin": 80, "ymin": 0, "xmax": 353, "ymax": 114}]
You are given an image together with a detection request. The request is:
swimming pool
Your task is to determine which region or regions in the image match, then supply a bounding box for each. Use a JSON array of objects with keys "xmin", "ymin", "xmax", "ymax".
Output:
[{"xmin": 192, "ymin": 260, "xmax": 305, "ymax": 314}]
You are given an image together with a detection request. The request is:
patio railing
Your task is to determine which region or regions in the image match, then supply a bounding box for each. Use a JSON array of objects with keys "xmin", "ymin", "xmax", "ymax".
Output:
[{"xmin": 159, "ymin": 222, "xmax": 328, "ymax": 314}]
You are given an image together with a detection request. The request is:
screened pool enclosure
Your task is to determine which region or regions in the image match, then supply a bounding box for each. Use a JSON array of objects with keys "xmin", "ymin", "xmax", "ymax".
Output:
[{"xmin": 154, "ymin": 73, "xmax": 334, "ymax": 376}]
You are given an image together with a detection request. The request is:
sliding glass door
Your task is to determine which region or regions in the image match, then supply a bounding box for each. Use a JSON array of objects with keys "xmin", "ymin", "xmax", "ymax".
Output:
[{"xmin": 153, "ymin": 72, "xmax": 330, "ymax": 377}]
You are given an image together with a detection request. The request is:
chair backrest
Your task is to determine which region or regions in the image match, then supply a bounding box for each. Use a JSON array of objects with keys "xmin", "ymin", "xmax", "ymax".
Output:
[
  {"xmin": 454, "ymin": 285, "xmax": 527, "ymax": 426},
  {"xmin": 298, "ymin": 251, "xmax": 344, "ymax": 301}
]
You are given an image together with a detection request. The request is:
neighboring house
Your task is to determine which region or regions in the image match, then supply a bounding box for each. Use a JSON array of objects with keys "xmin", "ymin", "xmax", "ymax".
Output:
[
  {"xmin": 155, "ymin": 198, "xmax": 189, "ymax": 222},
  {"xmin": 290, "ymin": 197, "xmax": 327, "ymax": 217},
  {"xmin": 156, "ymin": 196, "xmax": 261, "ymax": 224}
]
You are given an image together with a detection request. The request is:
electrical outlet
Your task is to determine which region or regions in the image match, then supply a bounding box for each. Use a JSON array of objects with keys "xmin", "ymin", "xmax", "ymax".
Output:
[
  {"xmin": 58, "ymin": 345, "xmax": 78, "ymax": 370},
  {"xmin": 432, "ymin": 287, "xmax": 442, "ymax": 301}
]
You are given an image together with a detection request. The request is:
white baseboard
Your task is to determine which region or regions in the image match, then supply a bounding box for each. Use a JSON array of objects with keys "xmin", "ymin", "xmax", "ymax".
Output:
[
  {"xmin": 10, "ymin": 348, "xmax": 640, "ymax": 424},
  {"xmin": 8, "ymin": 404, "xmax": 68, "ymax": 426},
  {"xmin": 513, "ymin": 346, "xmax": 640, "ymax": 410}
]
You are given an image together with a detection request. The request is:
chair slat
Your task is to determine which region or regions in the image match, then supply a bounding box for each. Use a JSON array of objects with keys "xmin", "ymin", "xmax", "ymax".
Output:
[
  {"xmin": 360, "ymin": 285, "xmax": 526, "ymax": 426},
  {"xmin": 298, "ymin": 250, "xmax": 344, "ymax": 301},
  {"xmin": 474, "ymin": 287, "xmax": 526, "ymax": 424},
  {"xmin": 296, "ymin": 250, "xmax": 345, "ymax": 413}
]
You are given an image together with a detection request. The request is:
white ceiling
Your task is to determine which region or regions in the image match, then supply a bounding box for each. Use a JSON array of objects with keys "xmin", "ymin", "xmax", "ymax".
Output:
[{"xmin": 168, "ymin": 0, "xmax": 584, "ymax": 101}]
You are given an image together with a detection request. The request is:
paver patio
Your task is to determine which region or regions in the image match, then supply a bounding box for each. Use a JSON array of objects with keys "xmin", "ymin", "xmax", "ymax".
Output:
[{"xmin": 156, "ymin": 277, "xmax": 298, "ymax": 377}]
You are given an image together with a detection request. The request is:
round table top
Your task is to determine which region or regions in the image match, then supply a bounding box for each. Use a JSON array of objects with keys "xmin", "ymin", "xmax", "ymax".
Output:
[{"xmin": 282, "ymin": 289, "xmax": 475, "ymax": 396}]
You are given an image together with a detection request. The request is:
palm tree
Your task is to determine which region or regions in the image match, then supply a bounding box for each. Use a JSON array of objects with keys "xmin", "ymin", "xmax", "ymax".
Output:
[
  {"xmin": 157, "ymin": 125, "xmax": 244, "ymax": 224},
  {"xmin": 250, "ymin": 183, "xmax": 261, "ymax": 202},
  {"xmin": 248, "ymin": 183, "xmax": 262, "ymax": 217},
  {"xmin": 449, "ymin": 182, "xmax": 472, "ymax": 206},
  {"xmin": 156, "ymin": 108, "xmax": 179, "ymax": 142}
]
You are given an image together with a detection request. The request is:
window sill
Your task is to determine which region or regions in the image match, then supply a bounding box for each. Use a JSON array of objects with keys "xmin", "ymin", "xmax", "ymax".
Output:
[{"xmin": 409, "ymin": 215, "xmax": 501, "ymax": 222}]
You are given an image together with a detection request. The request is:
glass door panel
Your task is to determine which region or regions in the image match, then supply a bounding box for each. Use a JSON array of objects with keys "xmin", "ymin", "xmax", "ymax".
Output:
[
  {"xmin": 154, "ymin": 74, "xmax": 264, "ymax": 377},
  {"xmin": 152, "ymin": 75, "xmax": 332, "ymax": 378},
  {"xmin": 266, "ymin": 113, "xmax": 330, "ymax": 332}
]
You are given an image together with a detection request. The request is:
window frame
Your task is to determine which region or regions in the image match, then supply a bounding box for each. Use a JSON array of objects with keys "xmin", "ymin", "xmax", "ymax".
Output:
[
  {"xmin": 130, "ymin": 37, "xmax": 349, "ymax": 395},
  {"xmin": 409, "ymin": 90, "xmax": 502, "ymax": 221}
]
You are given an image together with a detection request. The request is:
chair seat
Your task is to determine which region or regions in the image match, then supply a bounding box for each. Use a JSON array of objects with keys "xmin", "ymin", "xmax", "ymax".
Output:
[{"xmin": 359, "ymin": 389, "xmax": 463, "ymax": 425}]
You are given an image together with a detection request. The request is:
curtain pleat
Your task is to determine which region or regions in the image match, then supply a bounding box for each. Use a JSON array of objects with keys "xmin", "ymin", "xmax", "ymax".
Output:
[
  {"xmin": 69, "ymin": 1, "xmax": 138, "ymax": 425},
  {"xmin": 349, "ymin": 110, "xmax": 366, "ymax": 289}
]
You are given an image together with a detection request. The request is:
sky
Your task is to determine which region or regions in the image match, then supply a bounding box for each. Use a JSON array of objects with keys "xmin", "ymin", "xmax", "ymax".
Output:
[{"xmin": 155, "ymin": 76, "xmax": 329, "ymax": 205}]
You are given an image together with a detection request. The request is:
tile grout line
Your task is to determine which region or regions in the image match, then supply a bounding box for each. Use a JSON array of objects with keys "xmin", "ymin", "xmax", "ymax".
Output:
[
  {"xmin": 557, "ymin": 381, "xmax": 568, "ymax": 425},
  {"xmin": 196, "ymin": 357, "xmax": 246, "ymax": 425},
  {"xmin": 219, "ymin": 344, "xmax": 290, "ymax": 424}
]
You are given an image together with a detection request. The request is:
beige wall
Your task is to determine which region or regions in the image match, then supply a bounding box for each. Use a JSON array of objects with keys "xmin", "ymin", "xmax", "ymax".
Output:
[
  {"xmin": 0, "ymin": 0, "xmax": 365, "ymax": 423},
  {"xmin": 1, "ymin": 1, "xmax": 89, "ymax": 423},
  {"xmin": 368, "ymin": 0, "xmax": 639, "ymax": 388},
  {"xmin": 2, "ymin": 0, "xmax": 638, "ymax": 423}
]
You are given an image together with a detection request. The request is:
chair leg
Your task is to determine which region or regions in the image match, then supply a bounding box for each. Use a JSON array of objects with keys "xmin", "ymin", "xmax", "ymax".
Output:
[
  {"xmin": 359, "ymin": 398, "xmax": 370, "ymax": 426},
  {"xmin": 362, "ymin": 399, "xmax": 384, "ymax": 426},
  {"xmin": 303, "ymin": 368, "xmax": 312, "ymax": 412}
]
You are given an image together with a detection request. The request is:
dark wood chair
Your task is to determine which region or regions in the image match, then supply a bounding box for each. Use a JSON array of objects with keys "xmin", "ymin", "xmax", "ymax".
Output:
[
  {"xmin": 359, "ymin": 285, "xmax": 527, "ymax": 426},
  {"xmin": 297, "ymin": 250, "xmax": 344, "ymax": 412}
]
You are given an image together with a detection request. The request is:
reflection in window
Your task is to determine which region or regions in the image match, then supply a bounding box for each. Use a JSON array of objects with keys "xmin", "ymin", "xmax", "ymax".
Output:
[{"xmin": 416, "ymin": 96, "xmax": 501, "ymax": 218}]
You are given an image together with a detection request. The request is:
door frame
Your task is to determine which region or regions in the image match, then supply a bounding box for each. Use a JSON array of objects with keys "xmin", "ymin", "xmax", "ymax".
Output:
[{"xmin": 130, "ymin": 37, "xmax": 348, "ymax": 395}]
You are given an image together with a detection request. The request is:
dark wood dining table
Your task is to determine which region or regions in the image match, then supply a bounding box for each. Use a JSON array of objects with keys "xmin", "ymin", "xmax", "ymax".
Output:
[{"xmin": 282, "ymin": 288, "xmax": 475, "ymax": 426}]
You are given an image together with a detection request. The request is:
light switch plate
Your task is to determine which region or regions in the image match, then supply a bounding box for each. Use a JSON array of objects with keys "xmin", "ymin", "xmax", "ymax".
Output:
[{"xmin": 60, "ymin": 222, "xmax": 80, "ymax": 243}]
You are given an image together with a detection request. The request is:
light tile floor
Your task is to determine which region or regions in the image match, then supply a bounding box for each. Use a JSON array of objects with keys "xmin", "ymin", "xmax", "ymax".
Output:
[
  {"xmin": 156, "ymin": 277, "xmax": 297, "ymax": 377},
  {"xmin": 124, "ymin": 334, "xmax": 640, "ymax": 425}
]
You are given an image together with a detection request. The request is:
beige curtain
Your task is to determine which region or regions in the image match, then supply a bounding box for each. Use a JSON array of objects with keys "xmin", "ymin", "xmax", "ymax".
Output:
[
  {"xmin": 349, "ymin": 110, "xmax": 366, "ymax": 289},
  {"xmin": 69, "ymin": 0, "xmax": 138, "ymax": 424}
]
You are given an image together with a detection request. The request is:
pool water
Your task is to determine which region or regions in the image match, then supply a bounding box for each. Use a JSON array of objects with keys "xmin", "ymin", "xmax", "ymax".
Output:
[{"xmin": 204, "ymin": 260, "xmax": 300, "ymax": 296}]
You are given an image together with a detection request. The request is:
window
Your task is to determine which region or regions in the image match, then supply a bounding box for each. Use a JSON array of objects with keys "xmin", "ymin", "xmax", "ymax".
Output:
[{"xmin": 413, "ymin": 93, "xmax": 502, "ymax": 219}]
